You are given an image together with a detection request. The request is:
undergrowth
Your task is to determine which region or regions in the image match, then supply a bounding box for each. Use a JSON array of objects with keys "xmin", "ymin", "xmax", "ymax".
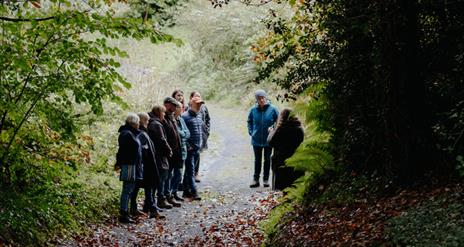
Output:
[
  {"xmin": 386, "ymin": 194, "xmax": 464, "ymax": 246},
  {"xmin": 261, "ymin": 90, "xmax": 336, "ymax": 243},
  {"xmin": 0, "ymin": 162, "xmax": 119, "ymax": 246}
]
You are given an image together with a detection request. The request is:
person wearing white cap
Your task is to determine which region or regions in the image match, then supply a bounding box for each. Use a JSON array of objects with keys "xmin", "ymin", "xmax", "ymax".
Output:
[{"xmin": 247, "ymin": 89, "xmax": 279, "ymax": 188}]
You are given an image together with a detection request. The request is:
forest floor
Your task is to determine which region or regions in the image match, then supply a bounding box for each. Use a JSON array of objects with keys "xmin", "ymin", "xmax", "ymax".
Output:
[
  {"xmin": 63, "ymin": 105, "xmax": 281, "ymax": 246},
  {"xmin": 267, "ymin": 174, "xmax": 464, "ymax": 246}
]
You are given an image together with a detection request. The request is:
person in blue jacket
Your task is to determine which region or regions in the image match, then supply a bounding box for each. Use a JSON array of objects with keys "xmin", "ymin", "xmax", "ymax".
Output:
[
  {"xmin": 247, "ymin": 89, "xmax": 279, "ymax": 188},
  {"xmin": 181, "ymin": 96, "xmax": 204, "ymax": 200}
]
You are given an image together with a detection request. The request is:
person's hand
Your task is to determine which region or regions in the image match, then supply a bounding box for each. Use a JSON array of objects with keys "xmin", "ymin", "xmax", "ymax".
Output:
[{"xmin": 268, "ymin": 127, "xmax": 274, "ymax": 132}]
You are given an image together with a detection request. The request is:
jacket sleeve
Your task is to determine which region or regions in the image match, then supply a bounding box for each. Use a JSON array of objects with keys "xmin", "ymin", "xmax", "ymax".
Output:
[
  {"xmin": 148, "ymin": 122, "xmax": 172, "ymax": 157},
  {"xmin": 179, "ymin": 118, "xmax": 190, "ymax": 140},
  {"xmin": 267, "ymin": 127, "xmax": 282, "ymax": 147},
  {"xmin": 247, "ymin": 109, "xmax": 253, "ymax": 136},
  {"xmin": 203, "ymin": 105, "xmax": 211, "ymax": 134}
]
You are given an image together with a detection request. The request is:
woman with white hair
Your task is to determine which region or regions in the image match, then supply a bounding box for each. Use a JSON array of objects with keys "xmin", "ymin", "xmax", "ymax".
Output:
[{"xmin": 115, "ymin": 112, "xmax": 142, "ymax": 223}]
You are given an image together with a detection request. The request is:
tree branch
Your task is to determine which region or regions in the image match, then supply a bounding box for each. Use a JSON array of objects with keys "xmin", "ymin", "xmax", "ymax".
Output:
[{"xmin": 0, "ymin": 16, "xmax": 55, "ymax": 22}]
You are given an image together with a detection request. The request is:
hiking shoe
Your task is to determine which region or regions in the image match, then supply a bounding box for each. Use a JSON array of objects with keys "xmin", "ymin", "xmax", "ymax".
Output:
[
  {"xmin": 250, "ymin": 180, "xmax": 260, "ymax": 188},
  {"xmin": 182, "ymin": 191, "xmax": 192, "ymax": 198},
  {"xmin": 263, "ymin": 180, "xmax": 270, "ymax": 187},
  {"xmin": 167, "ymin": 197, "xmax": 181, "ymax": 207},
  {"xmin": 173, "ymin": 193, "xmax": 184, "ymax": 202},
  {"xmin": 149, "ymin": 210, "xmax": 166, "ymax": 220},
  {"xmin": 191, "ymin": 193, "xmax": 202, "ymax": 201},
  {"xmin": 119, "ymin": 210, "xmax": 134, "ymax": 224},
  {"xmin": 157, "ymin": 199, "xmax": 173, "ymax": 209},
  {"xmin": 143, "ymin": 204, "xmax": 163, "ymax": 213},
  {"xmin": 130, "ymin": 209, "xmax": 145, "ymax": 217}
]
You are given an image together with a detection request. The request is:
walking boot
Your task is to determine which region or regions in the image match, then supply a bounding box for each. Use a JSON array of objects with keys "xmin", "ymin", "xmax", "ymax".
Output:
[
  {"xmin": 149, "ymin": 209, "xmax": 166, "ymax": 220},
  {"xmin": 249, "ymin": 180, "xmax": 260, "ymax": 188},
  {"xmin": 130, "ymin": 208, "xmax": 145, "ymax": 217},
  {"xmin": 191, "ymin": 192, "xmax": 202, "ymax": 201},
  {"xmin": 194, "ymin": 174, "xmax": 201, "ymax": 183},
  {"xmin": 157, "ymin": 198, "xmax": 173, "ymax": 209},
  {"xmin": 119, "ymin": 210, "xmax": 134, "ymax": 224},
  {"xmin": 167, "ymin": 196, "xmax": 181, "ymax": 207},
  {"xmin": 263, "ymin": 179, "xmax": 270, "ymax": 188},
  {"xmin": 144, "ymin": 203, "xmax": 163, "ymax": 213},
  {"xmin": 173, "ymin": 193, "xmax": 184, "ymax": 202},
  {"xmin": 182, "ymin": 190, "xmax": 192, "ymax": 198}
]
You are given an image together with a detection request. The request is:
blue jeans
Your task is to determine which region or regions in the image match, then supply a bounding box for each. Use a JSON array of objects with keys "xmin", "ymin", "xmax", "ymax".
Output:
[
  {"xmin": 120, "ymin": 181, "xmax": 136, "ymax": 212},
  {"xmin": 164, "ymin": 168, "xmax": 173, "ymax": 197},
  {"xmin": 253, "ymin": 146, "xmax": 272, "ymax": 181},
  {"xmin": 184, "ymin": 149, "xmax": 200, "ymax": 194},
  {"xmin": 130, "ymin": 183, "xmax": 155, "ymax": 211},
  {"xmin": 171, "ymin": 167, "xmax": 183, "ymax": 195},
  {"xmin": 157, "ymin": 169, "xmax": 169, "ymax": 199}
]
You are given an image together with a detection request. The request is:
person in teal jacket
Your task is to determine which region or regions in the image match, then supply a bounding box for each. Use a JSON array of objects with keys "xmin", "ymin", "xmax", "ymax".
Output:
[{"xmin": 247, "ymin": 89, "xmax": 279, "ymax": 188}]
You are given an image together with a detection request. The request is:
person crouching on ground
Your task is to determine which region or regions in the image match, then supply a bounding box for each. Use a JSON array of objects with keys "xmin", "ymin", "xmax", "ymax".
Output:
[
  {"xmin": 147, "ymin": 105, "xmax": 174, "ymax": 209},
  {"xmin": 247, "ymin": 89, "xmax": 279, "ymax": 188},
  {"xmin": 115, "ymin": 113, "xmax": 143, "ymax": 223},
  {"xmin": 267, "ymin": 108, "xmax": 304, "ymax": 191},
  {"xmin": 181, "ymin": 96, "xmax": 204, "ymax": 200}
]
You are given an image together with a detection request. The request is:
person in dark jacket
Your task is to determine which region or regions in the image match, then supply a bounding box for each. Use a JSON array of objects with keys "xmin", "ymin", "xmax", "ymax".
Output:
[
  {"xmin": 115, "ymin": 113, "xmax": 142, "ymax": 223},
  {"xmin": 267, "ymin": 108, "xmax": 304, "ymax": 191},
  {"xmin": 172, "ymin": 103, "xmax": 190, "ymax": 201},
  {"xmin": 247, "ymin": 89, "xmax": 279, "ymax": 188},
  {"xmin": 147, "ymin": 105, "xmax": 173, "ymax": 209},
  {"xmin": 181, "ymin": 96, "xmax": 204, "ymax": 200},
  {"xmin": 163, "ymin": 97, "xmax": 183, "ymax": 207},
  {"xmin": 187, "ymin": 91, "xmax": 210, "ymax": 183},
  {"xmin": 129, "ymin": 112, "xmax": 165, "ymax": 219}
]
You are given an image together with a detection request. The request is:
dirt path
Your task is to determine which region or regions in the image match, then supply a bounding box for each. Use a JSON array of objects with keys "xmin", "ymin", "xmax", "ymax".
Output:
[{"xmin": 70, "ymin": 105, "xmax": 279, "ymax": 246}]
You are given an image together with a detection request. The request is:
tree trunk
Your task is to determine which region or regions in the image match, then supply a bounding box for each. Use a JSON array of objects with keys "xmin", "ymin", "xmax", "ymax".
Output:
[{"xmin": 380, "ymin": 0, "xmax": 435, "ymax": 182}]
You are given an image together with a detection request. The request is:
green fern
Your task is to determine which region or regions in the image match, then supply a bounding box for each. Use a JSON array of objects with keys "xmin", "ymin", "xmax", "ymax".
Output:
[{"xmin": 261, "ymin": 87, "xmax": 336, "ymax": 241}]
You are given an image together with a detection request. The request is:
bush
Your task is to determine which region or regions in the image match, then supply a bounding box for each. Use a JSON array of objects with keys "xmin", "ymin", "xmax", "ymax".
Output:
[
  {"xmin": 386, "ymin": 197, "xmax": 464, "ymax": 246},
  {"xmin": 0, "ymin": 164, "xmax": 119, "ymax": 246}
]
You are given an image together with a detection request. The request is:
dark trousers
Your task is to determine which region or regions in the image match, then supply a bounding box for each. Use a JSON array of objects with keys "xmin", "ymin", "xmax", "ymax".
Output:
[
  {"xmin": 253, "ymin": 146, "xmax": 272, "ymax": 181},
  {"xmin": 130, "ymin": 182, "xmax": 155, "ymax": 212},
  {"xmin": 185, "ymin": 148, "xmax": 200, "ymax": 194},
  {"xmin": 194, "ymin": 155, "xmax": 200, "ymax": 175},
  {"xmin": 157, "ymin": 169, "xmax": 169, "ymax": 199}
]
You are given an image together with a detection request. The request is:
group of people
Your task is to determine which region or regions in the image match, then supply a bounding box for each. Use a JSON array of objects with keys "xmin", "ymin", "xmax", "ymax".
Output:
[
  {"xmin": 115, "ymin": 88, "xmax": 304, "ymax": 224},
  {"xmin": 247, "ymin": 89, "xmax": 305, "ymax": 191},
  {"xmin": 115, "ymin": 90, "xmax": 210, "ymax": 223}
]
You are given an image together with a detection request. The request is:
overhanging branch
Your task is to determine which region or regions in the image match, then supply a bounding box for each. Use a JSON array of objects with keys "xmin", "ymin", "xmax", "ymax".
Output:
[{"xmin": 0, "ymin": 16, "xmax": 55, "ymax": 22}]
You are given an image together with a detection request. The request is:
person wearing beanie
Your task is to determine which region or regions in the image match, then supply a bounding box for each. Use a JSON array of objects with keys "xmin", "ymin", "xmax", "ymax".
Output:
[
  {"xmin": 247, "ymin": 89, "xmax": 279, "ymax": 188},
  {"xmin": 162, "ymin": 97, "xmax": 183, "ymax": 208}
]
